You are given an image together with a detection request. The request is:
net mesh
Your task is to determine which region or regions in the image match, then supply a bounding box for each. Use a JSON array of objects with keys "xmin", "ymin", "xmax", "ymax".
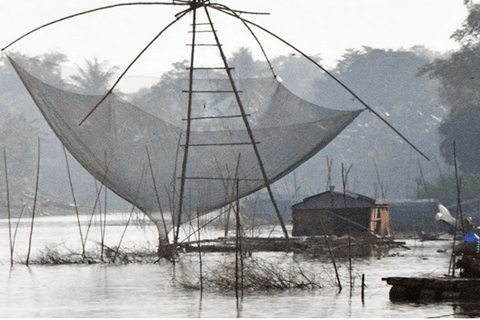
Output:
[{"xmin": 8, "ymin": 55, "xmax": 362, "ymax": 239}]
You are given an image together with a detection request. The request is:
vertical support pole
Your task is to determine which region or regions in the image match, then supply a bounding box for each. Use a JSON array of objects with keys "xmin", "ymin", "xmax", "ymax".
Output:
[
  {"xmin": 176, "ymin": 0, "xmax": 198, "ymax": 244},
  {"xmin": 204, "ymin": 6, "xmax": 289, "ymax": 238},
  {"xmin": 196, "ymin": 207, "xmax": 203, "ymax": 291},
  {"xmin": 4, "ymin": 148, "xmax": 13, "ymax": 266},
  {"xmin": 342, "ymin": 163, "xmax": 353, "ymax": 292},
  {"xmin": 361, "ymin": 274, "xmax": 365, "ymax": 302},
  {"xmin": 235, "ymin": 177, "xmax": 244, "ymax": 298},
  {"xmin": 453, "ymin": 142, "xmax": 465, "ymax": 237}
]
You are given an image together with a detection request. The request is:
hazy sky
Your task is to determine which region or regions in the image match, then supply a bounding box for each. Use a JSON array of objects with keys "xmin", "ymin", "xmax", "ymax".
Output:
[{"xmin": 0, "ymin": 0, "xmax": 470, "ymax": 74}]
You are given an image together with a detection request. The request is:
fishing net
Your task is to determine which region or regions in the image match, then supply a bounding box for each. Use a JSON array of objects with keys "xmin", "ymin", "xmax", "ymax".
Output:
[{"xmin": 7, "ymin": 54, "xmax": 362, "ymax": 239}]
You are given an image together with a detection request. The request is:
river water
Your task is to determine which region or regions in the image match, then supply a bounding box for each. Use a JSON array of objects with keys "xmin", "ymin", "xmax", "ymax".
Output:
[{"xmin": 0, "ymin": 214, "xmax": 479, "ymax": 318}]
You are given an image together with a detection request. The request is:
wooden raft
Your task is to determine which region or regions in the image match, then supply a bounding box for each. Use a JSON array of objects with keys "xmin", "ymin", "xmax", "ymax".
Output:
[
  {"xmin": 177, "ymin": 236, "xmax": 406, "ymax": 255},
  {"xmin": 382, "ymin": 276, "xmax": 480, "ymax": 301}
]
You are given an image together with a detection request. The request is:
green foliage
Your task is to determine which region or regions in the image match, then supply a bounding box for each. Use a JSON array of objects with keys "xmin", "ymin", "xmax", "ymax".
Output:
[
  {"xmin": 418, "ymin": 171, "xmax": 480, "ymax": 204},
  {"xmin": 419, "ymin": 5, "xmax": 480, "ymax": 174}
]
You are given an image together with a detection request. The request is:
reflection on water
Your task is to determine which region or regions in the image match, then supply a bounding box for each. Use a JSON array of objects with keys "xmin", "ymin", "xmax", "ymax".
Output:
[{"xmin": 0, "ymin": 214, "xmax": 477, "ymax": 317}]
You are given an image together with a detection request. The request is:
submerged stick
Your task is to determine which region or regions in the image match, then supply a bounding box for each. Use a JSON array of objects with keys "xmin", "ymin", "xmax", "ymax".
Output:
[
  {"xmin": 26, "ymin": 137, "xmax": 41, "ymax": 267},
  {"xmin": 4, "ymin": 148, "xmax": 13, "ymax": 266}
]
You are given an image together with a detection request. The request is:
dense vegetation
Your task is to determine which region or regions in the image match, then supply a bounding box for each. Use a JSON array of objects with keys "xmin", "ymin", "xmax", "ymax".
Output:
[{"xmin": 2, "ymin": 2, "xmax": 480, "ymax": 219}]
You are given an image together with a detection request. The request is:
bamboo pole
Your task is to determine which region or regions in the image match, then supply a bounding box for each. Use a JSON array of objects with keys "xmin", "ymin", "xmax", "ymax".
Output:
[
  {"xmin": 204, "ymin": 5, "xmax": 289, "ymax": 239},
  {"xmin": 4, "ymin": 148, "xmax": 13, "ymax": 266},
  {"xmin": 63, "ymin": 146, "xmax": 85, "ymax": 261},
  {"xmin": 175, "ymin": 5, "xmax": 198, "ymax": 245},
  {"xmin": 84, "ymin": 179, "xmax": 104, "ymax": 246},
  {"xmin": 235, "ymin": 180, "xmax": 240, "ymax": 301},
  {"xmin": 342, "ymin": 163, "xmax": 353, "ymax": 292},
  {"xmin": 12, "ymin": 204, "xmax": 26, "ymax": 262},
  {"xmin": 448, "ymin": 141, "xmax": 463, "ymax": 277},
  {"xmin": 93, "ymin": 179, "xmax": 104, "ymax": 261},
  {"xmin": 26, "ymin": 137, "xmax": 41, "ymax": 267},
  {"xmin": 236, "ymin": 178, "xmax": 244, "ymax": 294},
  {"xmin": 146, "ymin": 146, "xmax": 171, "ymax": 259},
  {"xmin": 101, "ymin": 152, "xmax": 108, "ymax": 261},
  {"xmin": 453, "ymin": 142, "xmax": 465, "ymax": 237},
  {"xmin": 113, "ymin": 165, "xmax": 147, "ymax": 262},
  {"xmin": 196, "ymin": 207, "xmax": 203, "ymax": 291},
  {"xmin": 361, "ymin": 274, "xmax": 365, "ymax": 302}
]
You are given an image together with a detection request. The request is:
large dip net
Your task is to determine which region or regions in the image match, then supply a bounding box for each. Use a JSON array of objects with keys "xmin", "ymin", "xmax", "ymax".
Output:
[
  {"xmin": 7, "ymin": 55, "xmax": 361, "ymax": 239},
  {"xmin": 2, "ymin": 1, "xmax": 372, "ymax": 241}
]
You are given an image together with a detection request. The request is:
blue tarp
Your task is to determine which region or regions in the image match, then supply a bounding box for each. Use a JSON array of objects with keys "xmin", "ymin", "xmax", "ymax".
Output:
[{"xmin": 463, "ymin": 230, "xmax": 479, "ymax": 243}]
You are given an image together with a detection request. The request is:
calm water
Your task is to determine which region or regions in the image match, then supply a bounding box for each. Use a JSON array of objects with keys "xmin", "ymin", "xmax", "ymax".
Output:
[{"xmin": 0, "ymin": 214, "xmax": 478, "ymax": 318}]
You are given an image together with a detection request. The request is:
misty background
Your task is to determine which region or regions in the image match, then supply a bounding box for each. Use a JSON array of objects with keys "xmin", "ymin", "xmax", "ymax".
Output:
[{"xmin": 1, "ymin": 3, "xmax": 480, "ymax": 221}]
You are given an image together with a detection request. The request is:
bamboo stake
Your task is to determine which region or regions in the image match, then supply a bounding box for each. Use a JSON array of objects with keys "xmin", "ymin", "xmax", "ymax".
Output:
[
  {"xmin": 361, "ymin": 274, "xmax": 365, "ymax": 302},
  {"xmin": 448, "ymin": 141, "xmax": 463, "ymax": 277},
  {"xmin": 453, "ymin": 142, "xmax": 465, "ymax": 237},
  {"xmin": 63, "ymin": 146, "xmax": 86, "ymax": 261},
  {"xmin": 235, "ymin": 178, "xmax": 240, "ymax": 299},
  {"xmin": 113, "ymin": 165, "xmax": 147, "ymax": 262},
  {"xmin": 236, "ymin": 178, "xmax": 244, "ymax": 294},
  {"xmin": 196, "ymin": 207, "xmax": 203, "ymax": 291},
  {"xmin": 342, "ymin": 163, "xmax": 353, "ymax": 292},
  {"xmin": 26, "ymin": 137, "xmax": 41, "ymax": 267},
  {"xmin": 12, "ymin": 204, "xmax": 26, "ymax": 260},
  {"xmin": 146, "ymin": 146, "xmax": 170, "ymax": 255},
  {"xmin": 84, "ymin": 179, "xmax": 103, "ymax": 245},
  {"xmin": 318, "ymin": 216, "xmax": 342, "ymax": 291},
  {"xmin": 93, "ymin": 179, "xmax": 104, "ymax": 261},
  {"xmin": 101, "ymin": 151, "xmax": 108, "ymax": 261},
  {"xmin": 4, "ymin": 148, "xmax": 13, "ymax": 266}
]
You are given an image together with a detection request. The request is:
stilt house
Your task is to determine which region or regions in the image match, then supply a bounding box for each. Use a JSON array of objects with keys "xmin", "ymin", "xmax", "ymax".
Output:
[{"xmin": 291, "ymin": 187, "xmax": 390, "ymax": 237}]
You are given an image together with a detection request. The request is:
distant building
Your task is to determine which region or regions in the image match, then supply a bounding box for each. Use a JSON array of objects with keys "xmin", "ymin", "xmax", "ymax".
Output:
[
  {"xmin": 388, "ymin": 199, "xmax": 450, "ymax": 234},
  {"xmin": 291, "ymin": 187, "xmax": 390, "ymax": 237}
]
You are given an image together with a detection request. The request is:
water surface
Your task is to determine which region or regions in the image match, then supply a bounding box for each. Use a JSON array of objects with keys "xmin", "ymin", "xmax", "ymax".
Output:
[{"xmin": 0, "ymin": 215, "xmax": 475, "ymax": 317}]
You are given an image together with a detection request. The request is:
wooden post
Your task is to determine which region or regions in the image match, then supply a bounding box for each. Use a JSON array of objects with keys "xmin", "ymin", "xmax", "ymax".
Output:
[
  {"xmin": 361, "ymin": 274, "xmax": 365, "ymax": 302},
  {"xmin": 4, "ymin": 148, "xmax": 13, "ymax": 266}
]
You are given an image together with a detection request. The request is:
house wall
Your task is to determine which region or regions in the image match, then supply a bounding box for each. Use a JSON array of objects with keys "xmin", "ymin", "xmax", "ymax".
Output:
[{"xmin": 292, "ymin": 207, "xmax": 371, "ymax": 237}]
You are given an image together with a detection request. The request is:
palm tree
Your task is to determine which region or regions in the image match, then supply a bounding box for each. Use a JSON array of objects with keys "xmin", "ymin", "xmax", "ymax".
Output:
[{"xmin": 70, "ymin": 58, "xmax": 118, "ymax": 95}]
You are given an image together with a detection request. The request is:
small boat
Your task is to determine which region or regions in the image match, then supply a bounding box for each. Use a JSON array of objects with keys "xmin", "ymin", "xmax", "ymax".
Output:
[{"xmin": 383, "ymin": 230, "xmax": 480, "ymax": 301}]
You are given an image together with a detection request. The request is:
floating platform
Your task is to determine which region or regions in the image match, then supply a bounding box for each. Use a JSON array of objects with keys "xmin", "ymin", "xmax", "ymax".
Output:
[
  {"xmin": 382, "ymin": 276, "xmax": 480, "ymax": 301},
  {"xmin": 178, "ymin": 235, "xmax": 406, "ymax": 257}
]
